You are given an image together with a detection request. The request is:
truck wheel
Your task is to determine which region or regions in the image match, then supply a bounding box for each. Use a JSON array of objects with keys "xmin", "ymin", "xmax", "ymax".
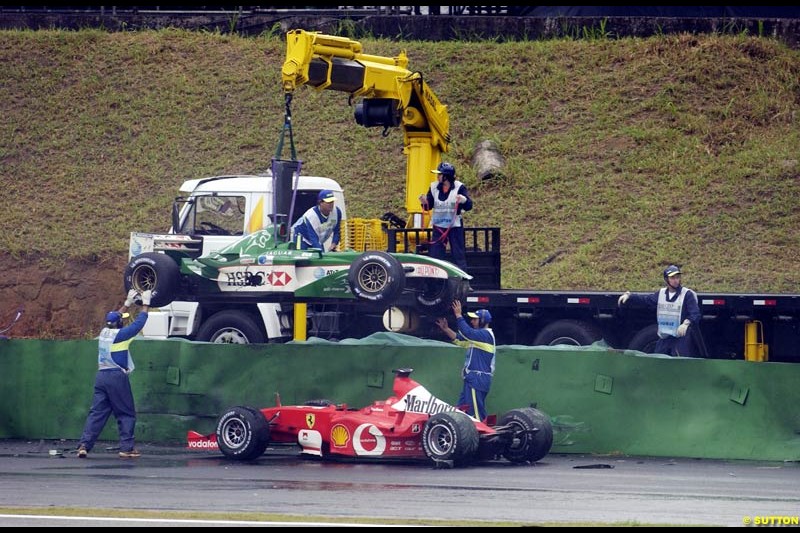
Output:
[
  {"xmin": 533, "ymin": 319, "xmax": 603, "ymax": 347},
  {"xmin": 216, "ymin": 405, "xmax": 270, "ymax": 461},
  {"xmin": 416, "ymin": 278, "xmax": 469, "ymax": 313},
  {"xmin": 348, "ymin": 251, "xmax": 405, "ymax": 304},
  {"xmin": 196, "ymin": 310, "xmax": 266, "ymax": 344},
  {"xmin": 628, "ymin": 324, "xmax": 659, "ymax": 353},
  {"xmin": 422, "ymin": 411, "xmax": 479, "ymax": 467},
  {"xmin": 123, "ymin": 252, "xmax": 179, "ymax": 307},
  {"xmin": 499, "ymin": 407, "xmax": 553, "ymax": 464}
]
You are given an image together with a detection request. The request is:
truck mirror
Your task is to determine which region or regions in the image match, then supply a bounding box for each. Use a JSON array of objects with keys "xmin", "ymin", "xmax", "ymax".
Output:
[{"xmin": 171, "ymin": 202, "xmax": 180, "ymax": 233}]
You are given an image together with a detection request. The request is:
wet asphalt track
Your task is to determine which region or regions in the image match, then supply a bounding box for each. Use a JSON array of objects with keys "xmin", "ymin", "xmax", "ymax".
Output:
[{"xmin": 0, "ymin": 439, "xmax": 798, "ymax": 526}]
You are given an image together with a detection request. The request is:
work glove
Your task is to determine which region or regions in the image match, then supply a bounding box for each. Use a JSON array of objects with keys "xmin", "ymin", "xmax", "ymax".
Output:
[
  {"xmin": 141, "ymin": 290, "xmax": 152, "ymax": 306},
  {"xmin": 457, "ymin": 194, "xmax": 467, "ymax": 204},
  {"xmin": 618, "ymin": 291, "xmax": 630, "ymax": 306},
  {"xmin": 676, "ymin": 320, "xmax": 690, "ymax": 337},
  {"xmin": 124, "ymin": 289, "xmax": 138, "ymax": 307}
]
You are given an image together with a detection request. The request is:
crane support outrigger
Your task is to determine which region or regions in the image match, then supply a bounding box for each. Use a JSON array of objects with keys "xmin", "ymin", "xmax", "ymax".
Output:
[{"xmin": 281, "ymin": 29, "xmax": 450, "ymax": 229}]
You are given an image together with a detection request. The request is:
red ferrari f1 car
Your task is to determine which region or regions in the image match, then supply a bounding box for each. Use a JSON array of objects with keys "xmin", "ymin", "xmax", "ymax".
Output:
[{"xmin": 187, "ymin": 368, "xmax": 553, "ymax": 468}]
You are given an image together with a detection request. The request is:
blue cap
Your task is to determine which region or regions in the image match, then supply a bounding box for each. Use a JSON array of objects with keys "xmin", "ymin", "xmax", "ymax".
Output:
[
  {"xmin": 431, "ymin": 162, "xmax": 455, "ymax": 178},
  {"xmin": 318, "ymin": 190, "xmax": 335, "ymax": 203},
  {"xmin": 466, "ymin": 309, "xmax": 492, "ymax": 326},
  {"xmin": 106, "ymin": 311, "xmax": 122, "ymax": 325},
  {"xmin": 663, "ymin": 265, "xmax": 682, "ymax": 278}
]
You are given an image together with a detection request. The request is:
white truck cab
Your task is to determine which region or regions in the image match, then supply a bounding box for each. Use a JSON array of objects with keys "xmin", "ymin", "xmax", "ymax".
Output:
[{"xmin": 129, "ymin": 173, "xmax": 347, "ymax": 343}]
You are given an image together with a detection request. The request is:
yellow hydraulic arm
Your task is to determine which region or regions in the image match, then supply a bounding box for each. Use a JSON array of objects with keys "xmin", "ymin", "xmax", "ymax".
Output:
[{"xmin": 281, "ymin": 29, "xmax": 450, "ymax": 228}]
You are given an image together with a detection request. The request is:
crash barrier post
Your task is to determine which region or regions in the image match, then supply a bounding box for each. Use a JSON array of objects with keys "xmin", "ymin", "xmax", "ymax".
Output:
[
  {"xmin": 744, "ymin": 320, "xmax": 769, "ymax": 362},
  {"xmin": 294, "ymin": 303, "xmax": 307, "ymax": 341}
]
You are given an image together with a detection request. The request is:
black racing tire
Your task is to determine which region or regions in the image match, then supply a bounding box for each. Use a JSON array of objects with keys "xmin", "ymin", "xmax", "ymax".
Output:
[
  {"xmin": 533, "ymin": 319, "xmax": 603, "ymax": 347},
  {"xmin": 123, "ymin": 252, "xmax": 180, "ymax": 308},
  {"xmin": 416, "ymin": 278, "xmax": 470, "ymax": 314},
  {"xmin": 628, "ymin": 324, "xmax": 659, "ymax": 353},
  {"xmin": 499, "ymin": 407, "xmax": 553, "ymax": 464},
  {"xmin": 422, "ymin": 411, "xmax": 479, "ymax": 467},
  {"xmin": 196, "ymin": 310, "xmax": 266, "ymax": 344},
  {"xmin": 215, "ymin": 405, "xmax": 270, "ymax": 461},
  {"xmin": 347, "ymin": 251, "xmax": 405, "ymax": 304}
]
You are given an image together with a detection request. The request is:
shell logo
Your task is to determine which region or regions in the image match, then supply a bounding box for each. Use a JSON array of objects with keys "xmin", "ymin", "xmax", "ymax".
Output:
[
  {"xmin": 352, "ymin": 423, "xmax": 386, "ymax": 456},
  {"xmin": 330, "ymin": 424, "xmax": 350, "ymax": 448}
]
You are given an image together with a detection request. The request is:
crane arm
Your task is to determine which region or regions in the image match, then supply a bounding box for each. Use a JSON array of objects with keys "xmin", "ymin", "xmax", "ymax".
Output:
[{"xmin": 281, "ymin": 29, "xmax": 450, "ymax": 225}]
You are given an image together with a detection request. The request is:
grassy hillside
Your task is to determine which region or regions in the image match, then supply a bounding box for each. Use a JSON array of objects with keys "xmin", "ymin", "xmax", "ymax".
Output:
[{"xmin": 1, "ymin": 29, "xmax": 799, "ymax": 308}]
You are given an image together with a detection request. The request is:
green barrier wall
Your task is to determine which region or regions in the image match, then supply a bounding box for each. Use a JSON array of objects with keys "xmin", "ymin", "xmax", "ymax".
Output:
[{"xmin": 1, "ymin": 336, "xmax": 798, "ymax": 461}]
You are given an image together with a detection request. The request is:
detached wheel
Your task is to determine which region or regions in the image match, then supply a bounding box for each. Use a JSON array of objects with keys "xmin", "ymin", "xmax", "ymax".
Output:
[
  {"xmin": 499, "ymin": 407, "xmax": 553, "ymax": 464},
  {"xmin": 196, "ymin": 310, "xmax": 266, "ymax": 344},
  {"xmin": 422, "ymin": 411, "xmax": 479, "ymax": 467},
  {"xmin": 533, "ymin": 319, "xmax": 603, "ymax": 347},
  {"xmin": 348, "ymin": 251, "xmax": 405, "ymax": 304},
  {"xmin": 123, "ymin": 252, "xmax": 179, "ymax": 307},
  {"xmin": 215, "ymin": 406, "xmax": 270, "ymax": 461}
]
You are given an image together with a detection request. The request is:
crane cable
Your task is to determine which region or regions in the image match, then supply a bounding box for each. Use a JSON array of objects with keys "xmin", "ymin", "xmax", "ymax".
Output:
[{"xmin": 274, "ymin": 92, "xmax": 298, "ymax": 161}]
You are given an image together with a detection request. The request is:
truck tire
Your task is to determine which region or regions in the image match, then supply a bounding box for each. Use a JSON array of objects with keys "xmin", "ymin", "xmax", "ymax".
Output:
[
  {"xmin": 348, "ymin": 251, "xmax": 405, "ymax": 304},
  {"xmin": 123, "ymin": 252, "xmax": 180, "ymax": 308},
  {"xmin": 533, "ymin": 319, "xmax": 603, "ymax": 347},
  {"xmin": 196, "ymin": 310, "xmax": 266, "ymax": 344},
  {"xmin": 627, "ymin": 324, "xmax": 659, "ymax": 353},
  {"xmin": 499, "ymin": 407, "xmax": 553, "ymax": 464},
  {"xmin": 422, "ymin": 410, "xmax": 479, "ymax": 467},
  {"xmin": 215, "ymin": 405, "xmax": 270, "ymax": 461}
]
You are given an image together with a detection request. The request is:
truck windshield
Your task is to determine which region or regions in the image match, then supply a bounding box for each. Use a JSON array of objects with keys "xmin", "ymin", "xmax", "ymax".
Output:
[{"xmin": 179, "ymin": 195, "xmax": 246, "ymax": 236}]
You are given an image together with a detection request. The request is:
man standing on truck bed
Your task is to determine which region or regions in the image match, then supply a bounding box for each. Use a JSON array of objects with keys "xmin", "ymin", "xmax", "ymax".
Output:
[
  {"xmin": 420, "ymin": 162, "xmax": 473, "ymax": 272},
  {"xmin": 290, "ymin": 189, "xmax": 343, "ymax": 252},
  {"xmin": 618, "ymin": 265, "xmax": 702, "ymax": 357},
  {"xmin": 435, "ymin": 299, "xmax": 496, "ymax": 422}
]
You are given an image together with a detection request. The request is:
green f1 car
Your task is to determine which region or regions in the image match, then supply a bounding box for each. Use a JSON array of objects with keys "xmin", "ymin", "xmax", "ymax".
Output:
[{"xmin": 124, "ymin": 226, "xmax": 472, "ymax": 318}]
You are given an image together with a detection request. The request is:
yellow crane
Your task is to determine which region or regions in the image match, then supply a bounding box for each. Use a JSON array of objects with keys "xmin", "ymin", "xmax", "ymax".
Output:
[{"xmin": 281, "ymin": 29, "xmax": 451, "ymax": 231}]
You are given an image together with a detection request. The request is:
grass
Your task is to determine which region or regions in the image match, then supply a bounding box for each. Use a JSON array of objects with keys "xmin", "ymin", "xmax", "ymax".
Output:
[{"xmin": 1, "ymin": 29, "xmax": 799, "ymax": 293}]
